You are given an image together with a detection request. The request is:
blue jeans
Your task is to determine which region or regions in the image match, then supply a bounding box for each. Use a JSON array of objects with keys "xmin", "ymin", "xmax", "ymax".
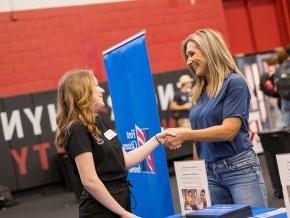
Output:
[
  {"xmin": 206, "ymin": 150, "xmax": 268, "ymax": 207},
  {"xmin": 281, "ymin": 98, "xmax": 290, "ymax": 127}
]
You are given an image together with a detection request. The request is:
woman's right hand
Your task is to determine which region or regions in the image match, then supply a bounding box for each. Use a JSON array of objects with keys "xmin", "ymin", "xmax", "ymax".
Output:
[
  {"xmin": 155, "ymin": 130, "xmax": 176, "ymax": 144},
  {"xmin": 163, "ymin": 128, "xmax": 188, "ymax": 149}
]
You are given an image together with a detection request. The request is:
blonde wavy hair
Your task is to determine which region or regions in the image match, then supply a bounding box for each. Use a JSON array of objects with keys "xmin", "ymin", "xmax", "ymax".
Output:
[
  {"xmin": 55, "ymin": 69, "xmax": 100, "ymax": 151},
  {"xmin": 181, "ymin": 28, "xmax": 242, "ymax": 104}
]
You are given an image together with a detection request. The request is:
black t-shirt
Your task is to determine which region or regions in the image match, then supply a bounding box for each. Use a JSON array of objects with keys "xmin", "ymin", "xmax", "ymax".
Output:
[
  {"xmin": 65, "ymin": 116, "xmax": 128, "ymax": 185},
  {"xmin": 172, "ymin": 90, "xmax": 191, "ymax": 119}
]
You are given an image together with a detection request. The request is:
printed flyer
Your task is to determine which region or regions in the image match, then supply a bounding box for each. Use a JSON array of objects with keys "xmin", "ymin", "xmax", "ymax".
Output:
[{"xmin": 174, "ymin": 160, "xmax": 211, "ymax": 215}]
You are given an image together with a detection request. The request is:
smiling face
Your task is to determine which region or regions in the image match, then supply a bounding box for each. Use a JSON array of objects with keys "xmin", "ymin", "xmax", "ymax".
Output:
[
  {"xmin": 93, "ymin": 77, "xmax": 105, "ymax": 108},
  {"xmin": 185, "ymin": 41, "xmax": 208, "ymax": 77},
  {"xmin": 200, "ymin": 190, "xmax": 205, "ymax": 201}
]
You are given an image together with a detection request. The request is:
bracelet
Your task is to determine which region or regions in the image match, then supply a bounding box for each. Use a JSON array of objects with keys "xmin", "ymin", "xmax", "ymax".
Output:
[{"xmin": 155, "ymin": 134, "xmax": 161, "ymax": 144}]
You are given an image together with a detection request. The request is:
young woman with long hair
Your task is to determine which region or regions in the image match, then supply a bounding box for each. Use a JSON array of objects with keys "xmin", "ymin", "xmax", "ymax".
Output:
[{"xmin": 55, "ymin": 69, "xmax": 170, "ymax": 218}]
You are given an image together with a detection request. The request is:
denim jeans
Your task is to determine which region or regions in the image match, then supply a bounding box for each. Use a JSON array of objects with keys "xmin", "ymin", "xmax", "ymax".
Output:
[
  {"xmin": 281, "ymin": 98, "xmax": 290, "ymax": 127},
  {"xmin": 206, "ymin": 149, "xmax": 268, "ymax": 207}
]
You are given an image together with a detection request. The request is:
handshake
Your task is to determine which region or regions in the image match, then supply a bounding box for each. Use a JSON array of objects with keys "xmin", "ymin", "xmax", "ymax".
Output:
[{"xmin": 155, "ymin": 128, "xmax": 188, "ymax": 150}]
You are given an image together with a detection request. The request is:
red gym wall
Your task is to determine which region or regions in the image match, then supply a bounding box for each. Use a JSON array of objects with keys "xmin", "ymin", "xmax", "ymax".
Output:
[
  {"xmin": 0, "ymin": 0, "xmax": 289, "ymax": 97},
  {"xmin": 0, "ymin": 0, "xmax": 227, "ymax": 97},
  {"xmin": 223, "ymin": 0, "xmax": 290, "ymax": 54}
]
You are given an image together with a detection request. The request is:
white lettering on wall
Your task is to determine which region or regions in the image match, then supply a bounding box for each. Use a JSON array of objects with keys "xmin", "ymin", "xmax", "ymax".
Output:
[
  {"xmin": 0, "ymin": 110, "xmax": 24, "ymax": 140},
  {"xmin": 47, "ymin": 104, "xmax": 57, "ymax": 132},
  {"xmin": 23, "ymin": 106, "xmax": 43, "ymax": 135},
  {"xmin": 251, "ymin": 63, "xmax": 267, "ymax": 122},
  {"xmin": 157, "ymin": 83, "xmax": 175, "ymax": 111}
]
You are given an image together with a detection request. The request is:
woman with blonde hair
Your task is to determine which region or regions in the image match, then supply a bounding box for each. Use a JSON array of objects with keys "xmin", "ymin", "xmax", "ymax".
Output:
[
  {"xmin": 163, "ymin": 29, "xmax": 267, "ymax": 207},
  {"xmin": 55, "ymin": 69, "xmax": 170, "ymax": 218}
]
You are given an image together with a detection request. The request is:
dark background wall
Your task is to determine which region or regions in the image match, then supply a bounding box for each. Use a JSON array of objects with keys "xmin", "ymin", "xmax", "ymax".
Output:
[{"xmin": 0, "ymin": 70, "xmax": 189, "ymax": 191}]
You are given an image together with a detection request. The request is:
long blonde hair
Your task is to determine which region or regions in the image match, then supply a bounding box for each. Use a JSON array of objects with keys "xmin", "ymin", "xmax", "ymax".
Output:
[
  {"xmin": 181, "ymin": 28, "xmax": 242, "ymax": 104},
  {"xmin": 55, "ymin": 69, "xmax": 100, "ymax": 151}
]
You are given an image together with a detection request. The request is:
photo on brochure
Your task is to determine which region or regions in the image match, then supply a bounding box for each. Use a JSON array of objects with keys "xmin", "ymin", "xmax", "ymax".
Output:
[{"xmin": 182, "ymin": 188, "xmax": 208, "ymax": 212}]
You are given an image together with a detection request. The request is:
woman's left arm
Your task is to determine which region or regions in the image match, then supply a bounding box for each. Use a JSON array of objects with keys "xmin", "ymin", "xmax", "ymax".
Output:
[
  {"xmin": 190, "ymin": 117, "xmax": 242, "ymax": 141},
  {"xmin": 165, "ymin": 77, "xmax": 249, "ymax": 148},
  {"xmin": 164, "ymin": 117, "xmax": 242, "ymax": 148}
]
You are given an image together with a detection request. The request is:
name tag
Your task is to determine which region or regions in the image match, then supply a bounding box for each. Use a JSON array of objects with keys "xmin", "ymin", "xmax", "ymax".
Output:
[{"xmin": 104, "ymin": 129, "xmax": 117, "ymax": 140}]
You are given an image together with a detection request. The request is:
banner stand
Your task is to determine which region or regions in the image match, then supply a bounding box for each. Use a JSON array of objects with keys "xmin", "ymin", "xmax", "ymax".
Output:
[{"xmin": 103, "ymin": 30, "xmax": 174, "ymax": 218}]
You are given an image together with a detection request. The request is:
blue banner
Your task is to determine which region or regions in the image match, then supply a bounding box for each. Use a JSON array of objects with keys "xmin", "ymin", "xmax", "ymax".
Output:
[{"xmin": 103, "ymin": 31, "xmax": 174, "ymax": 218}]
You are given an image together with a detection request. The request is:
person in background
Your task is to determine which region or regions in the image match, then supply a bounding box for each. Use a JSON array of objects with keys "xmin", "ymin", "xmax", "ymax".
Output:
[
  {"xmin": 275, "ymin": 45, "xmax": 290, "ymax": 127},
  {"xmin": 170, "ymin": 74, "xmax": 193, "ymax": 128},
  {"xmin": 164, "ymin": 28, "xmax": 268, "ymax": 207},
  {"xmin": 170, "ymin": 74, "xmax": 198, "ymax": 159},
  {"xmin": 259, "ymin": 56, "xmax": 283, "ymax": 128},
  {"xmin": 259, "ymin": 57, "xmax": 279, "ymax": 99},
  {"xmin": 55, "ymin": 69, "xmax": 172, "ymax": 218}
]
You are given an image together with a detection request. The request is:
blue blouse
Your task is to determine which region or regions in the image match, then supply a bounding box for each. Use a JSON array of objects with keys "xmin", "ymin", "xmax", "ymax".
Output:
[{"xmin": 189, "ymin": 73, "xmax": 252, "ymax": 162}]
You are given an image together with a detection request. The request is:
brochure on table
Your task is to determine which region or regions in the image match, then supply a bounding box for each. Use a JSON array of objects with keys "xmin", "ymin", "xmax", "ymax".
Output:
[
  {"xmin": 174, "ymin": 160, "xmax": 211, "ymax": 215},
  {"xmin": 185, "ymin": 204, "xmax": 252, "ymax": 218},
  {"xmin": 276, "ymin": 153, "xmax": 290, "ymax": 217}
]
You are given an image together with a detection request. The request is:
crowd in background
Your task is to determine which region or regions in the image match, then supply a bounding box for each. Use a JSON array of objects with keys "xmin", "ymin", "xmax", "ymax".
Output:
[{"xmin": 259, "ymin": 44, "xmax": 290, "ymax": 128}]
